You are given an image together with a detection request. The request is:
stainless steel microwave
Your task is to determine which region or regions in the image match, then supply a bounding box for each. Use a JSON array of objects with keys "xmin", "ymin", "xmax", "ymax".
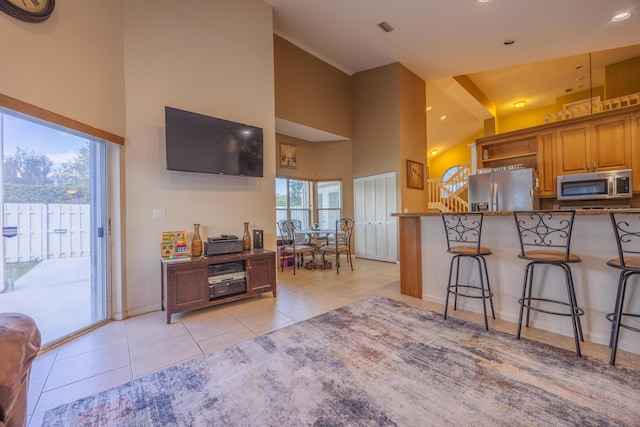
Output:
[{"xmin": 557, "ymin": 169, "xmax": 632, "ymax": 201}]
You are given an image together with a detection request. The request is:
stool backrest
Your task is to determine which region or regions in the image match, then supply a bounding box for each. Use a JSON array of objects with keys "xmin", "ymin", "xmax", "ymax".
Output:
[
  {"xmin": 442, "ymin": 213, "xmax": 484, "ymax": 253},
  {"xmin": 335, "ymin": 217, "xmax": 354, "ymax": 247},
  {"xmin": 513, "ymin": 210, "xmax": 575, "ymax": 261},
  {"xmin": 609, "ymin": 211, "xmax": 640, "ymax": 268}
]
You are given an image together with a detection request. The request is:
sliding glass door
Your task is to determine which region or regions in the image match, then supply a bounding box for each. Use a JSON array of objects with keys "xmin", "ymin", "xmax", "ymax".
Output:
[{"xmin": 0, "ymin": 108, "xmax": 108, "ymax": 347}]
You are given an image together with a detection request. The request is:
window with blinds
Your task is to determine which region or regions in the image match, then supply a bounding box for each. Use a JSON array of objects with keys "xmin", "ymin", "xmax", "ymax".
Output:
[
  {"xmin": 316, "ymin": 180, "xmax": 342, "ymax": 229},
  {"xmin": 275, "ymin": 177, "xmax": 312, "ymax": 236}
]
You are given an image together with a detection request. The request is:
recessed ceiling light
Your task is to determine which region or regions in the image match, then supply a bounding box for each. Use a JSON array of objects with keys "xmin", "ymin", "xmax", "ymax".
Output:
[
  {"xmin": 426, "ymin": 106, "xmax": 432, "ymax": 111},
  {"xmin": 612, "ymin": 12, "xmax": 631, "ymax": 22},
  {"xmin": 513, "ymin": 100, "xmax": 526, "ymax": 108},
  {"xmin": 429, "ymin": 150, "xmax": 438, "ymax": 156},
  {"xmin": 440, "ymin": 115, "xmax": 446, "ymax": 120},
  {"xmin": 478, "ymin": 0, "xmax": 491, "ymax": 3},
  {"xmin": 378, "ymin": 21, "xmax": 394, "ymax": 32}
]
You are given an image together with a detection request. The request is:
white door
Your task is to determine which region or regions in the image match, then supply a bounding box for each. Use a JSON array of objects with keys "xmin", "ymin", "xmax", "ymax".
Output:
[{"xmin": 354, "ymin": 172, "xmax": 397, "ymax": 262}]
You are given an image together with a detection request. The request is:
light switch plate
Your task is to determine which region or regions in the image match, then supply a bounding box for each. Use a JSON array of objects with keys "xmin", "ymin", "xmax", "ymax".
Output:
[{"xmin": 153, "ymin": 209, "xmax": 166, "ymax": 220}]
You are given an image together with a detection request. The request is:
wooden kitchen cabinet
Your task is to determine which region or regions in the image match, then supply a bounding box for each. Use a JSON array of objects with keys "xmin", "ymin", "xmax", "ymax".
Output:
[
  {"xmin": 475, "ymin": 104, "xmax": 640, "ymax": 197},
  {"xmin": 556, "ymin": 116, "xmax": 631, "ymax": 176},
  {"xmin": 591, "ymin": 116, "xmax": 632, "ymax": 172},
  {"xmin": 632, "ymin": 113, "xmax": 640, "ymax": 192},
  {"xmin": 161, "ymin": 250, "xmax": 276, "ymax": 323},
  {"xmin": 537, "ymin": 131, "xmax": 556, "ymax": 197},
  {"xmin": 556, "ymin": 124, "xmax": 590, "ymax": 175}
]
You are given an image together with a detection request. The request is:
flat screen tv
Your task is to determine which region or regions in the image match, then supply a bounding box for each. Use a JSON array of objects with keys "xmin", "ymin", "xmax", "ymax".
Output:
[{"xmin": 165, "ymin": 106, "xmax": 263, "ymax": 177}]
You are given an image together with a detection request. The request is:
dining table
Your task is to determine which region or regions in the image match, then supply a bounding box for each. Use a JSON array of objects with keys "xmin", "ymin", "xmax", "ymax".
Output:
[{"xmin": 298, "ymin": 228, "xmax": 335, "ymax": 270}]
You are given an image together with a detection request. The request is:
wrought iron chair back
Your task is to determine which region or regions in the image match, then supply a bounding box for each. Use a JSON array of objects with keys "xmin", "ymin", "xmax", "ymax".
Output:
[
  {"xmin": 442, "ymin": 213, "xmax": 484, "ymax": 255},
  {"xmin": 440, "ymin": 212, "xmax": 494, "ymax": 329},
  {"xmin": 609, "ymin": 211, "xmax": 640, "ymax": 269},
  {"xmin": 513, "ymin": 210, "xmax": 576, "ymax": 263},
  {"xmin": 606, "ymin": 211, "xmax": 640, "ymax": 365},
  {"xmin": 321, "ymin": 218, "xmax": 355, "ymax": 273}
]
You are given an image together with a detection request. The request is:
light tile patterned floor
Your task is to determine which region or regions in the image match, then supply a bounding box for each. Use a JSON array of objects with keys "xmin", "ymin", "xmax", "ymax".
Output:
[{"xmin": 27, "ymin": 258, "xmax": 640, "ymax": 426}]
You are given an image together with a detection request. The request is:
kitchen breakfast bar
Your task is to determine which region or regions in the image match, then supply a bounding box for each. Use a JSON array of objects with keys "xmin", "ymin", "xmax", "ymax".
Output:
[{"xmin": 395, "ymin": 211, "xmax": 640, "ymax": 355}]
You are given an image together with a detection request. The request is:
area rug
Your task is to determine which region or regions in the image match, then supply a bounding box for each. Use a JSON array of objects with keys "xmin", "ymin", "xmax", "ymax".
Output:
[{"xmin": 43, "ymin": 296, "xmax": 639, "ymax": 426}]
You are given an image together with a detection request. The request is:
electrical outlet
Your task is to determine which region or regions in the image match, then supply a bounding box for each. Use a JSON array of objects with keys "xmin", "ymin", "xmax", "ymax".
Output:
[{"xmin": 153, "ymin": 209, "xmax": 166, "ymax": 220}]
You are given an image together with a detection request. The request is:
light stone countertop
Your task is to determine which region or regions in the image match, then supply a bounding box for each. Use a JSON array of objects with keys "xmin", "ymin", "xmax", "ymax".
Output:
[{"xmin": 392, "ymin": 209, "xmax": 639, "ymax": 217}]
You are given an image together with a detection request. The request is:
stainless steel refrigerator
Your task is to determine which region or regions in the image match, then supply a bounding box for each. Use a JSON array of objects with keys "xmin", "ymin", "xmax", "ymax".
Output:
[{"xmin": 469, "ymin": 167, "xmax": 540, "ymax": 212}]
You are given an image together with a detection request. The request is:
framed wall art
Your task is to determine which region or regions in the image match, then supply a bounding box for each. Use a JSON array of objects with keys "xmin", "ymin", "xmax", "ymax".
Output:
[
  {"xmin": 280, "ymin": 142, "xmax": 297, "ymax": 169},
  {"xmin": 406, "ymin": 159, "xmax": 424, "ymax": 189}
]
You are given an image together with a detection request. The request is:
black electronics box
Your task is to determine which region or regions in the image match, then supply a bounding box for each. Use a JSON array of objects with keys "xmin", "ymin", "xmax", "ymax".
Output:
[
  {"xmin": 206, "ymin": 236, "xmax": 243, "ymax": 255},
  {"xmin": 253, "ymin": 230, "xmax": 264, "ymax": 250},
  {"xmin": 209, "ymin": 278, "xmax": 246, "ymax": 300}
]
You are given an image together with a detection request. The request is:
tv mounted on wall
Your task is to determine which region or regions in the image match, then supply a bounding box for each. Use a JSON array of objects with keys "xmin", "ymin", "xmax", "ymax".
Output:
[{"xmin": 165, "ymin": 106, "xmax": 264, "ymax": 177}]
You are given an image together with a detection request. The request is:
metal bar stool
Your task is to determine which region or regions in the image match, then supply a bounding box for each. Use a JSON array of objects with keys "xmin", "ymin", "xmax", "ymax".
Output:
[
  {"xmin": 513, "ymin": 210, "xmax": 584, "ymax": 356},
  {"xmin": 442, "ymin": 213, "xmax": 495, "ymax": 330},
  {"xmin": 606, "ymin": 211, "xmax": 640, "ymax": 366}
]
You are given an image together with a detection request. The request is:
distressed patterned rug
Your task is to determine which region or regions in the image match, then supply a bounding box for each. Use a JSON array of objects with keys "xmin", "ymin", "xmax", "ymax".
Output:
[{"xmin": 43, "ymin": 296, "xmax": 639, "ymax": 426}]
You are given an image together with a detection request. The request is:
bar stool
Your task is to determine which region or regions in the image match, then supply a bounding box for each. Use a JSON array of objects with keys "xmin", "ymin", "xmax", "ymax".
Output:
[
  {"xmin": 442, "ymin": 213, "xmax": 495, "ymax": 330},
  {"xmin": 513, "ymin": 210, "xmax": 584, "ymax": 356},
  {"xmin": 606, "ymin": 211, "xmax": 640, "ymax": 366}
]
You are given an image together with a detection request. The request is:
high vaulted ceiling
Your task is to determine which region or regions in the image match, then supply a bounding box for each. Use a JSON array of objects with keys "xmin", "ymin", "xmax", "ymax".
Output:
[{"xmin": 265, "ymin": 0, "xmax": 640, "ymax": 156}]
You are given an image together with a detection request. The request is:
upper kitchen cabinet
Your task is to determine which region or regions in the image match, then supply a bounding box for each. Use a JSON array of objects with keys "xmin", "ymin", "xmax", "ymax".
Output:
[
  {"xmin": 632, "ymin": 113, "xmax": 640, "ymax": 192},
  {"xmin": 556, "ymin": 116, "xmax": 632, "ymax": 176},
  {"xmin": 556, "ymin": 124, "xmax": 590, "ymax": 175},
  {"xmin": 475, "ymin": 104, "xmax": 640, "ymax": 198},
  {"xmin": 537, "ymin": 131, "xmax": 556, "ymax": 197},
  {"xmin": 590, "ymin": 116, "xmax": 632, "ymax": 172}
]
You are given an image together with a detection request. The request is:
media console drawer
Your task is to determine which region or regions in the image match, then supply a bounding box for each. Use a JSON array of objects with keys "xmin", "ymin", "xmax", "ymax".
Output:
[{"xmin": 161, "ymin": 250, "xmax": 276, "ymax": 324}]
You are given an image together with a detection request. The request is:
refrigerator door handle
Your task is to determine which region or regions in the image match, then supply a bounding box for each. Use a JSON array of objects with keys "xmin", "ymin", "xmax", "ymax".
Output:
[
  {"xmin": 529, "ymin": 188, "xmax": 534, "ymax": 208},
  {"xmin": 491, "ymin": 182, "xmax": 498, "ymax": 211}
]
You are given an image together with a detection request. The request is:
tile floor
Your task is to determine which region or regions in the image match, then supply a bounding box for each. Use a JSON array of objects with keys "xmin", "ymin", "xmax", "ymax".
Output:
[{"xmin": 27, "ymin": 258, "xmax": 640, "ymax": 426}]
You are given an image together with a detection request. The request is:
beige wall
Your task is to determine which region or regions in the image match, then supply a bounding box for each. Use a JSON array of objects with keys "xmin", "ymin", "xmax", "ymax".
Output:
[
  {"xmin": 275, "ymin": 134, "xmax": 316, "ymax": 179},
  {"xmin": 274, "ymin": 36, "xmax": 352, "ymax": 138},
  {"xmin": 351, "ymin": 63, "xmax": 427, "ymax": 214},
  {"xmin": 606, "ymin": 56, "xmax": 640, "ymax": 99},
  {"xmin": 122, "ymin": 0, "xmax": 276, "ymax": 316},
  {"xmin": 275, "ymin": 133, "xmax": 354, "ymax": 226},
  {"xmin": 351, "ymin": 64, "xmax": 401, "ymax": 179},
  {"xmin": 0, "ymin": 1, "xmax": 125, "ymax": 136}
]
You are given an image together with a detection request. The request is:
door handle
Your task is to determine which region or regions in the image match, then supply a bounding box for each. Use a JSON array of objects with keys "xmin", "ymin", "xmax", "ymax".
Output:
[{"xmin": 491, "ymin": 183, "xmax": 498, "ymax": 211}]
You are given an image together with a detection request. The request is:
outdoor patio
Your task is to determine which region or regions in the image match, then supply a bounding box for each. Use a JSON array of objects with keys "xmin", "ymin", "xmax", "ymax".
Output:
[{"xmin": 0, "ymin": 256, "xmax": 92, "ymax": 346}]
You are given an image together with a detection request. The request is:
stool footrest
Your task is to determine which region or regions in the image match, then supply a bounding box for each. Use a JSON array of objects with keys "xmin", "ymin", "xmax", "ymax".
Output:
[
  {"xmin": 447, "ymin": 284, "xmax": 494, "ymax": 300},
  {"xmin": 606, "ymin": 312, "xmax": 640, "ymax": 334},
  {"xmin": 519, "ymin": 297, "xmax": 585, "ymax": 317}
]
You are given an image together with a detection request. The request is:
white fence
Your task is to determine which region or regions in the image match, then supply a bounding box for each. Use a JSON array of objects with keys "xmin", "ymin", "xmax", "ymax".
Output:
[{"xmin": 3, "ymin": 203, "xmax": 90, "ymax": 263}]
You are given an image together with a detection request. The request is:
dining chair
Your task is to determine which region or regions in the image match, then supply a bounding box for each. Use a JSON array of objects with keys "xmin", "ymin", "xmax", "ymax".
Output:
[
  {"xmin": 279, "ymin": 219, "xmax": 315, "ymax": 274},
  {"xmin": 277, "ymin": 220, "xmax": 294, "ymax": 270},
  {"xmin": 320, "ymin": 218, "xmax": 354, "ymax": 274}
]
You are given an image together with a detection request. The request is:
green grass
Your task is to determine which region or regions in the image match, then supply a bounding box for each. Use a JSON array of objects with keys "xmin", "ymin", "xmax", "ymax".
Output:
[{"xmin": 4, "ymin": 261, "xmax": 40, "ymax": 283}]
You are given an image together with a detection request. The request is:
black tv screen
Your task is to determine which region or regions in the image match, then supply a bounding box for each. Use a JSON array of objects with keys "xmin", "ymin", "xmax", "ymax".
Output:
[{"xmin": 165, "ymin": 106, "xmax": 264, "ymax": 177}]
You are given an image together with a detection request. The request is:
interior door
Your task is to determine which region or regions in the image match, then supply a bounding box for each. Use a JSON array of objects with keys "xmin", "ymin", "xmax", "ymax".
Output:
[{"xmin": 354, "ymin": 172, "xmax": 397, "ymax": 262}]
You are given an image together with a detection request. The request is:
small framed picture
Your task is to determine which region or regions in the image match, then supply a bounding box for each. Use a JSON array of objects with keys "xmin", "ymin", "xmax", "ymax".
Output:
[
  {"xmin": 406, "ymin": 160, "xmax": 424, "ymax": 189},
  {"xmin": 280, "ymin": 142, "xmax": 297, "ymax": 169}
]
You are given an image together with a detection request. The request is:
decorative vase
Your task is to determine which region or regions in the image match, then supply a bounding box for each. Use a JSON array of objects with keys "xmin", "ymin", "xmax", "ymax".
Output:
[
  {"xmin": 242, "ymin": 222, "xmax": 251, "ymax": 251},
  {"xmin": 191, "ymin": 224, "xmax": 202, "ymax": 257}
]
